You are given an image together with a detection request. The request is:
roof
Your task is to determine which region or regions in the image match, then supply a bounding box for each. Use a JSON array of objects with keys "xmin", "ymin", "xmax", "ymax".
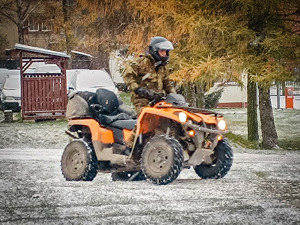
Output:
[
  {"xmin": 15, "ymin": 43, "xmax": 70, "ymax": 58},
  {"xmin": 71, "ymin": 50, "xmax": 93, "ymax": 58}
]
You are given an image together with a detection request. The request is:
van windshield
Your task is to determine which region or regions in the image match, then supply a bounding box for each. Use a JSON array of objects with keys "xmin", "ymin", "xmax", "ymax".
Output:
[
  {"xmin": 4, "ymin": 76, "xmax": 20, "ymax": 90},
  {"xmin": 76, "ymin": 71, "xmax": 114, "ymax": 89}
]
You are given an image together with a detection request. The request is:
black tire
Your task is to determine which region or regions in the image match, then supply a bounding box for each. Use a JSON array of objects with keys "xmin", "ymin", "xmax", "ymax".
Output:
[
  {"xmin": 111, "ymin": 170, "xmax": 146, "ymax": 181},
  {"xmin": 61, "ymin": 139, "xmax": 98, "ymax": 181},
  {"xmin": 194, "ymin": 139, "xmax": 233, "ymax": 179},
  {"xmin": 141, "ymin": 136, "xmax": 183, "ymax": 185}
]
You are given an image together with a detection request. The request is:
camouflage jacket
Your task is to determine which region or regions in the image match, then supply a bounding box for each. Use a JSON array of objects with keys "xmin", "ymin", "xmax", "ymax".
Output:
[{"xmin": 123, "ymin": 54, "xmax": 175, "ymax": 105}]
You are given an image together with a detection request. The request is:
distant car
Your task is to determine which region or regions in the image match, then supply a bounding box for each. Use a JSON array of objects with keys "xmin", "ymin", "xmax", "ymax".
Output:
[
  {"xmin": 0, "ymin": 69, "xmax": 18, "ymax": 88},
  {"xmin": 33, "ymin": 64, "xmax": 61, "ymax": 73},
  {"xmin": 66, "ymin": 69, "xmax": 88, "ymax": 87},
  {"xmin": 0, "ymin": 69, "xmax": 9, "ymax": 85},
  {"xmin": 0, "ymin": 72, "xmax": 21, "ymax": 112},
  {"xmin": 68, "ymin": 69, "xmax": 118, "ymax": 95}
]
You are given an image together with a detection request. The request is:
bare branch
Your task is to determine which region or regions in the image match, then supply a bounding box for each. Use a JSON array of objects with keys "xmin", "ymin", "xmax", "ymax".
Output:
[
  {"xmin": 0, "ymin": 10, "xmax": 18, "ymax": 25},
  {"xmin": 23, "ymin": 0, "xmax": 42, "ymax": 22}
]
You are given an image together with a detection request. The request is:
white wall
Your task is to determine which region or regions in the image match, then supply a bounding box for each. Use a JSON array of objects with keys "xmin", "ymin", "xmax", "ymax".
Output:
[
  {"xmin": 208, "ymin": 72, "xmax": 247, "ymax": 105},
  {"xmin": 217, "ymin": 82, "xmax": 247, "ymax": 103}
]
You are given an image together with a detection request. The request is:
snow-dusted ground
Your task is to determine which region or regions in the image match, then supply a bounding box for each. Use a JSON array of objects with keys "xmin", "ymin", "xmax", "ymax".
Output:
[
  {"xmin": 0, "ymin": 110, "xmax": 300, "ymax": 224},
  {"xmin": 0, "ymin": 148, "xmax": 299, "ymax": 224}
]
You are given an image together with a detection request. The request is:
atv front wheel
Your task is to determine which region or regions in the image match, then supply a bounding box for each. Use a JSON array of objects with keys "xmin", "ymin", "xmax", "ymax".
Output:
[
  {"xmin": 141, "ymin": 136, "xmax": 183, "ymax": 185},
  {"xmin": 61, "ymin": 139, "xmax": 98, "ymax": 181},
  {"xmin": 111, "ymin": 171, "xmax": 146, "ymax": 181},
  {"xmin": 194, "ymin": 139, "xmax": 233, "ymax": 179}
]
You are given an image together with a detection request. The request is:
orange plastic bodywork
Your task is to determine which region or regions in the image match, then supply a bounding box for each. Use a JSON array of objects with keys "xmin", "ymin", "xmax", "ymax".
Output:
[
  {"xmin": 68, "ymin": 101, "xmax": 222, "ymax": 145},
  {"xmin": 123, "ymin": 129, "xmax": 132, "ymax": 142},
  {"xmin": 135, "ymin": 102, "xmax": 220, "ymax": 135},
  {"xmin": 68, "ymin": 119, "xmax": 114, "ymax": 144}
]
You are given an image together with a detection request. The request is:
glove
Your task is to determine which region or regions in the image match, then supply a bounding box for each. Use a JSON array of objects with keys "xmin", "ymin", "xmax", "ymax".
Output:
[
  {"xmin": 135, "ymin": 87, "xmax": 155, "ymax": 100},
  {"xmin": 152, "ymin": 93, "xmax": 163, "ymax": 102}
]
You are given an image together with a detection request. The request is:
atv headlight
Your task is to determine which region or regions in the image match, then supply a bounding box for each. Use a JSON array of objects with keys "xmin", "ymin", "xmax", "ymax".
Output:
[
  {"xmin": 178, "ymin": 112, "xmax": 187, "ymax": 122},
  {"xmin": 218, "ymin": 120, "xmax": 226, "ymax": 130}
]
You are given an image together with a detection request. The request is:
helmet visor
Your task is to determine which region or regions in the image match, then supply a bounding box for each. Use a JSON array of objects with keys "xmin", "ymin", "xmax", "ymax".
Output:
[{"xmin": 154, "ymin": 40, "xmax": 174, "ymax": 51}]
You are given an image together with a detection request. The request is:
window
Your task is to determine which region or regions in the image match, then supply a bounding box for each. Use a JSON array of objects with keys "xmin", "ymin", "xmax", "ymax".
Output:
[
  {"xmin": 28, "ymin": 14, "xmax": 52, "ymax": 32},
  {"xmin": 41, "ymin": 21, "xmax": 52, "ymax": 31},
  {"xmin": 28, "ymin": 16, "xmax": 39, "ymax": 31}
]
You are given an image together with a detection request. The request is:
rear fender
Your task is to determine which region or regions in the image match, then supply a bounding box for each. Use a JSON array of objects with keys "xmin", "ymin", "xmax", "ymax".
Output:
[
  {"xmin": 68, "ymin": 119, "xmax": 114, "ymax": 144},
  {"xmin": 68, "ymin": 119, "xmax": 132, "ymax": 164}
]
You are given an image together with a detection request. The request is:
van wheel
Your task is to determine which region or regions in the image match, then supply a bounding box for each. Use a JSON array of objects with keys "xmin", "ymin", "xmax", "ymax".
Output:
[
  {"xmin": 111, "ymin": 171, "xmax": 146, "ymax": 181},
  {"xmin": 141, "ymin": 136, "xmax": 183, "ymax": 185},
  {"xmin": 194, "ymin": 139, "xmax": 233, "ymax": 179},
  {"xmin": 61, "ymin": 139, "xmax": 98, "ymax": 181}
]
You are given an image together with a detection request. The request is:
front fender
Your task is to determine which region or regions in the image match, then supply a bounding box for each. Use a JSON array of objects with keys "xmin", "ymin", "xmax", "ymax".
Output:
[{"xmin": 136, "ymin": 107, "xmax": 182, "ymax": 135}]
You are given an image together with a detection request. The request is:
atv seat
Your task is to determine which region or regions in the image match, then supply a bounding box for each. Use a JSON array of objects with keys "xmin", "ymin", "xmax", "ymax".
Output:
[
  {"xmin": 109, "ymin": 119, "xmax": 136, "ymax": 130},
  {"xmin": 99, "ymin": 113, "xmax": 136, "ymax": 130}
]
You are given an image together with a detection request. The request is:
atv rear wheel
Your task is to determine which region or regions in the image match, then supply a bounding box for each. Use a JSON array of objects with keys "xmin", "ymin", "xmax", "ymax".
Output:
[
  {"xmin": 194, "ymin": 139, "xmax": 233, "ymax": 179},
  {"xmin": 61, "ymin": 139, "xmax": 98, "ymax": 181},
  {"xmin": 141, "ymin": 136, "xmax": 183, "ymax": 185},
  {"xmin": 111, "ymin": 171, "xmax": 146, "ymax": 181}
]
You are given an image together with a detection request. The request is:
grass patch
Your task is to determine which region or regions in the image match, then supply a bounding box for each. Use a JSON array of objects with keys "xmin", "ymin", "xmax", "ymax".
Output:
[
  {"xmin": 278, "ymin": 139, "xmax": 300, "ymax": 150},
  {"xmin": 225, "ymin": 132, "xmax": 259, "ymax": 149},
  {"xmin": 226, "ymin": 132, "xmax": 300, "ymax": 150},
  {"xmin": 119, "ymin": 91, "xmax": 133, "ymax": 107}
]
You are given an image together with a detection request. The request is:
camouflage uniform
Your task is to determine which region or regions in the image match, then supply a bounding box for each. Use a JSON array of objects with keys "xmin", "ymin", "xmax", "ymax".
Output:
[{"xmin": 123, "ymin": 53, "xmax": 175, "ymax": 147}]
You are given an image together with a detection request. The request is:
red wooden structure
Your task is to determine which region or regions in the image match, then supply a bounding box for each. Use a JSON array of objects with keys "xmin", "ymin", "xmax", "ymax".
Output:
[{"xmin": 12, "ymin": 44, "xmax": 70, "ymax": 120}]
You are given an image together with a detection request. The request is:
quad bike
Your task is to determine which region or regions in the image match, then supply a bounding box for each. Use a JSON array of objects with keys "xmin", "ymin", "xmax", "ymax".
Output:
[{"xmin": 61, "ymin": 88, "xmax": 233, "ymax": 185}]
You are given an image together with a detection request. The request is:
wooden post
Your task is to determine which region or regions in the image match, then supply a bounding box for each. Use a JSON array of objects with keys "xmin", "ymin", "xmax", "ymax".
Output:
[{"xmin": 4, "ymin": 110, "xmax": 13, "ymax": 122}]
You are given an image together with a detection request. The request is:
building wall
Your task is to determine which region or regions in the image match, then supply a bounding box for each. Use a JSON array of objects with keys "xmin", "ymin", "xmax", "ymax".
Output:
[
  {"xmin": 209, "ymin": 73, "xmax": 248, "ymax": 108},
  {"xmin": 217, "ymin": 82, "xmax": 247, "ymax": 107},
  {"xmin": 0, "ymin": 0, "xmax": 61, "ymax": 57},
  {"xmin": 0, "ymin": 18, "xmax": 18, "ymax": 56}
]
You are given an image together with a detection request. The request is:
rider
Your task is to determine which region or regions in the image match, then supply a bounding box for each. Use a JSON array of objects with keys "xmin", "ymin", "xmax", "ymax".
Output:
[{"xmin": 123, "ymin": 36, "xmax": 176, "ymax": 149}]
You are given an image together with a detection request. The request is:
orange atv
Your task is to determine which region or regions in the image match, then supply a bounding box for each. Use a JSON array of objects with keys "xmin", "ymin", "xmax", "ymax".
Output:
[{"xmin": 61, "ymin": 88, "xmax": 233, "ymax": 185}]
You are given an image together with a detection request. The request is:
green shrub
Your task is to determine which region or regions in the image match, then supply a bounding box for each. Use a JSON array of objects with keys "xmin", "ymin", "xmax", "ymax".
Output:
[{"xmin": 204, "ymin": 89, "xmax": 223, "ymax": 109}]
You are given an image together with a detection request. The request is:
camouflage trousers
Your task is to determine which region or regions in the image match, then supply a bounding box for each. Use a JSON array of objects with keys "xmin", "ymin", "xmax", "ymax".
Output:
[{"xmin": 126, "ymin": 100, "xmax": 148, "ymax": 148}]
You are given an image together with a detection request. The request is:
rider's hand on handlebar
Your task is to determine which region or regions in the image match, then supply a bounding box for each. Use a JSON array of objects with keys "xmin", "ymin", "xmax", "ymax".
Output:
[
  {"xmin": 135, "ymin": 87, "xmax": 164, "ymax": 102},
  {"xmin": 152, "ymin": 92, "xmax": 163, "ymax": 102},
  {"xmin": 135, "ymin": 87, "xmax": 154, "ymax": 100}
]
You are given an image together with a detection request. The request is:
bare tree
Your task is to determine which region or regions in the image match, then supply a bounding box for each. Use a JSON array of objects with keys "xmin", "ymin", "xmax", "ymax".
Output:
[{"xmin": 0, "ymin": 0, "xmax": 41, "ymax": 44}]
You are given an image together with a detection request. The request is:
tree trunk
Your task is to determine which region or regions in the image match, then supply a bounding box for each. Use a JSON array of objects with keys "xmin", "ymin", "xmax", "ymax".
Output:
[
  {"xmin": 18, "ymin": 23, "xmax": 24, "ymax": 44},
  {"xmin": 17, "ymin": 0, "xmax": 24, "ymax": 44},
  {"xmin": 181, "ymin": 82, "xmax": 205, "ymax": 108},
  {"xmin": 62, "ymin": 0, "xmax": 74, "ymax": 55},
  {"xmin": 258, "ymin": 85, "xmax": 278, "ymax": 149},
  {"xmin": 247, "ymin": 77, "xmax": 259, "ymax": 141},
  {"xmin": 195, "ymin": 81, "xmax": 205, "ymax": 108},
  {"xmin": 181, "ymin": 83, "xmax": 196, "ymax": 107}
]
